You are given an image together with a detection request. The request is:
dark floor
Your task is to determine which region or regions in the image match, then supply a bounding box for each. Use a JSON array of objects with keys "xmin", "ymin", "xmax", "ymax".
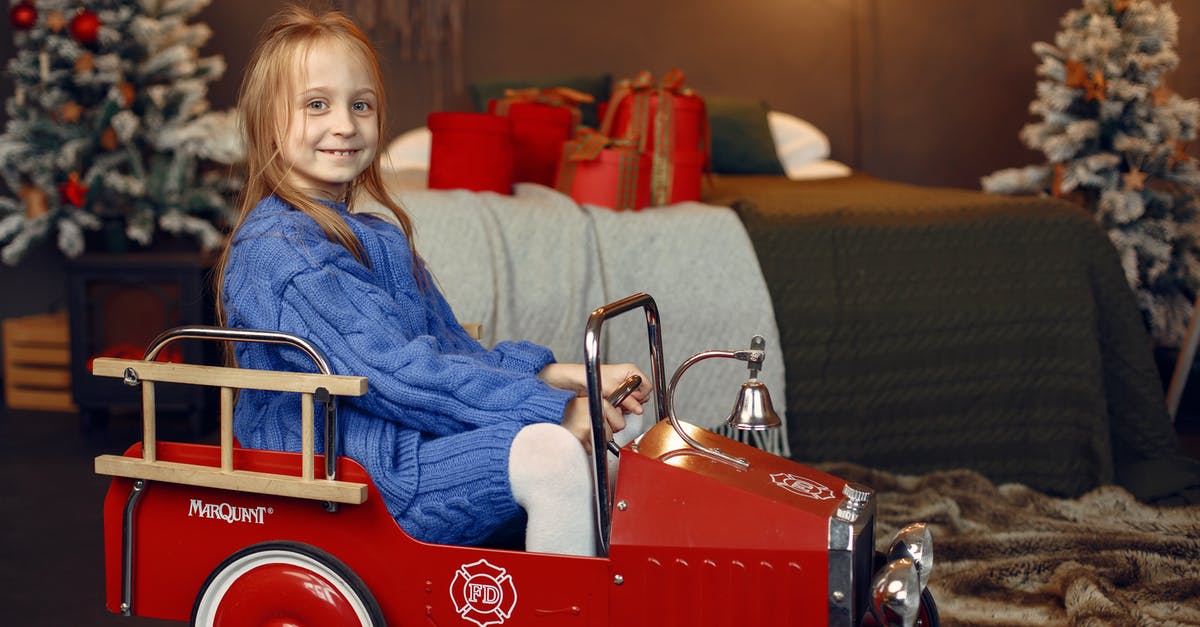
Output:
[
  {"xmin": 0, "ymin": 406, "xmax": 189, "ymax": 626},
  {"xmin": 2, "ymin": 402, "xmax": 1200, "ymax": 626}
]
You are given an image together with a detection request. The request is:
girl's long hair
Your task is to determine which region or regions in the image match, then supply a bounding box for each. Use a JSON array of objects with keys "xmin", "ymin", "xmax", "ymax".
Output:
[{"xmin": 212, "ymin": 4, "xmax": 420, "ymax": 331}]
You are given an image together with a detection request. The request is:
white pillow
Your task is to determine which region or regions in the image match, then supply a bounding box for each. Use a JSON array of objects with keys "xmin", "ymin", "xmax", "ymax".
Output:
[
  {"xmin": 783, "ymin": 159, "xmax": 852, "ymax": 180},
  {"xmin": 382, "ymin": 126, "xmax": 431, "ymax": 172},
  {"xmin": 768, "ymin": 111, "xmax": 831, "ymax": 172}
]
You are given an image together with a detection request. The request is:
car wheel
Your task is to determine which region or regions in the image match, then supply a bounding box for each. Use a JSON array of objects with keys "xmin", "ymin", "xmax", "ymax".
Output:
[{"xmin": 190, "ymin": 541, "xmax": 384, "ymax": 626}]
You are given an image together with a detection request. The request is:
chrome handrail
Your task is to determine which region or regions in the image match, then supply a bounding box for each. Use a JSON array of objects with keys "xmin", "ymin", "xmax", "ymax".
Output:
[
  {"xmin": 582, "ymin": 293, "xmax": 668, "ymax": 556},
  {"xmin": 141, "ymin": 325, "xmax": 341, "ymax": 485}
]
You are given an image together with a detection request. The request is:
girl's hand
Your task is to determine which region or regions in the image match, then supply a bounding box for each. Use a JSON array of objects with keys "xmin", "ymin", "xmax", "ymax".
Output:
[
  {"xmin": 539, "ymin": 363, "xmax": 653, "ymax": 416},
  {"xmin": 561, "ymin": 397, "xmax": 626, "ymax": 454}
]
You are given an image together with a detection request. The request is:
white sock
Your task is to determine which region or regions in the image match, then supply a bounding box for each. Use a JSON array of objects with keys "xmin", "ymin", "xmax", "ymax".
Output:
[{"xmin": 508, "ymin": 423, "xmax": 597, "ymax": 556}]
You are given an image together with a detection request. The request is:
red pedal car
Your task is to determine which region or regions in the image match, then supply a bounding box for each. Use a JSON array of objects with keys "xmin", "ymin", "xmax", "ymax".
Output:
[{"xmin": 95, "ymin": 293, "xmax": 938, "ymax": 626}]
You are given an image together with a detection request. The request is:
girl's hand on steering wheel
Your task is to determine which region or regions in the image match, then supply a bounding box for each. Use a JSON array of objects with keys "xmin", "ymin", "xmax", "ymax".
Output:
[
  {"xmin": 539, "ymin": 363, "xmax": 653, "ymax": 416},
  {"xmin": 561, "ymin": 397, "xmax": 625, "ymax": 454}
]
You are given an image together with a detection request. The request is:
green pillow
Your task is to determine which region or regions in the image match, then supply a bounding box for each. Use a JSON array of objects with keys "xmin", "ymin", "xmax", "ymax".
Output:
[
  {"xmin": 469, "ymin": 73, "xmax": 612, "ymax": 129},
  {"xmin": 704, "ymin": 96, "xmax": 785, "ymax": 175}
]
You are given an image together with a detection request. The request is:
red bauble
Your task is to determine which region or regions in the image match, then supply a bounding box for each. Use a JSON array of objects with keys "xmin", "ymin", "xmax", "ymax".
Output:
[
  {"xmin": 10, "ymin": 2, "xmax": 37, "ymax": 30},
  {"xmin": 60, "ymin": 172, "xmax": 89, "ymax": 208},
  {"xmin": 69, "ymin": 9, "xmax": 101, "ymax": 45}
]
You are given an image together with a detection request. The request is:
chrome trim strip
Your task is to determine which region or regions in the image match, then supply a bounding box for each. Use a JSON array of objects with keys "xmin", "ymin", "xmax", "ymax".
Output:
[
  {"xmin": 120, "ymin": 479, "xmax": 147, "ymax": 616},
  {"xmin": 828, "ymin": 487, "xmax": 877, "ymax": 626}
]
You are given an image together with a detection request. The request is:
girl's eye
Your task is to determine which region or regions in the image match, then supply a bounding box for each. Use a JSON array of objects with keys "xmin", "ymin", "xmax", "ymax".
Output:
[
  {"xmin": 352, "ymin": 101, "xmax": 371, "ymax": 112},
  {"xmin": 307, "ymin": 100, "xmax": 327, "ymax": 111}
]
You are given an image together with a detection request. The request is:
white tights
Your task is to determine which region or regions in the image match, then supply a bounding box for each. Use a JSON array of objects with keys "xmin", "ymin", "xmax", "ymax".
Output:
[
  {"xmin": 507, "ymin": 411, "xmax": 646, "ymax": 557},
  {"xmin": 508, "ymin": 423, "xmax": 597, "ymax": 556}
]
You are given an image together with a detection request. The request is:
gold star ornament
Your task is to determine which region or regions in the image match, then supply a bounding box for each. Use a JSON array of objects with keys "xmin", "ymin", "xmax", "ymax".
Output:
[
  {"xmin": 19, "ymin": 185, "xmax": 49, "ymax": 219},
  {"xmin": 74, "ymin": 52, "xmax": 94, "ymax": 74},
  {"xmin": 59, "ymin": 101, "xmax": 84, "ymax": 123},
  {"xmin": 1152, "ymin": 83, "xmax": 1173, "ymax": 106},
  {"xmin": 45, "ymin": 11, "xmax": 67, "ymax": 33},
  {"xmin": 1084, "ymin": 71, "xmax": 1107, "ymax": 102},
  {"xmin": 1123, "ymin": 167, "xmax": 1147, "ymax": 192},
  {"xmin": 1065, "ymin": 61, "xmax": 1089, "ymax": 89}
]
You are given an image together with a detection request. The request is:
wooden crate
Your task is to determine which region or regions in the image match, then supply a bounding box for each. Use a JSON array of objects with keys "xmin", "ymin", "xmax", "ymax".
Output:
[{"xmin": 3, "ymin": 312, "xmax": 76, "ymax": 412}]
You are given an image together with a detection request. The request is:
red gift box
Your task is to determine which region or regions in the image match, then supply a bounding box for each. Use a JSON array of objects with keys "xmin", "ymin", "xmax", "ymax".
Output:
[
  {"xmin": 487, "ymin": 101, "xmax": 574, "ymax": 187},
  {"xmin": 667, "ymin": 149, "xmax": 704, "ymax": 204},
  {"xmin": 488, "ymin": 87, "xmax": 594, "ymax": 187},
  {"xmin": 599, "ymin": 69, "xmax": 710, "ymax": 206},
  {"xmin": 555, "ymin": 130, "xmax": 650, "ymax": 211},
  {"xmin": 604, "ymin": 71, "xmax": 707, "ymax": 156},
  {"xmin": 427, "ymin": 112, "xmax": 514, "ymax": 194}
]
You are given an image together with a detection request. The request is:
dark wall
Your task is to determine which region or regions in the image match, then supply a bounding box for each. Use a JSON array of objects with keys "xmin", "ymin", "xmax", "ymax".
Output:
[{"xmin": 1, "ymin": 0, "xmax": 1198, "ymax": 323}]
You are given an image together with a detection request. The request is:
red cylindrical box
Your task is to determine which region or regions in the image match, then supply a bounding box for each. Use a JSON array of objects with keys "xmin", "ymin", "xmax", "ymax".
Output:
[
  {"xmin": 557, "ymin": 147, "xmax": 651, "ymax": 212},
  {"xmin": 488, "ymin": 101, "xmax": 574, "ymax": 187},
  {"xmin": 427, "ymin": 112, "xmax": 514, "ymax": 194}
]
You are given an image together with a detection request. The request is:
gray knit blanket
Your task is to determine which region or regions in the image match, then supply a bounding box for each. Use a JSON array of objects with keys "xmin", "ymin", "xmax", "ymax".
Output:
[{"xmin": 357, "ymin": 183, "xmax": 789, "ymax": 456}]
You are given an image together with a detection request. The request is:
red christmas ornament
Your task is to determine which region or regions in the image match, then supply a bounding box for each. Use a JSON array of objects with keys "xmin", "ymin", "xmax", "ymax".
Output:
[
  {"xmin": 69, "ymin": 9, "xmax": 101, "ymax": 45},
  {"xmin": 60, "ymin": 172, "xmax": 89, "ymax": 208},
  {"xmin": 9, "ymin": 2, "xmax": 37, "ymax": 30}
]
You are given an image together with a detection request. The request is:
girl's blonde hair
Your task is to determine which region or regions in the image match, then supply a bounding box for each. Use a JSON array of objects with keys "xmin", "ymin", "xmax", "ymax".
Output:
[{"xmin": 213, "ymin": 4, "xmax": 419, "ymax": 328}]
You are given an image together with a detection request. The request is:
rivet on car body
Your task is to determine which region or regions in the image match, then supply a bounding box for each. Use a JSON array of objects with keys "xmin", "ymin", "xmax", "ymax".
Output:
[
  {"xmin": 613, "ymin": 574, "xmax": 624, "ymax": 585},
  {"xmin": 617, "ymin": 500, "xmax": 628, "ymax": 511},
  {"xmin": 832, "ymin": 590, "xmax": 845, "ymax": 602}
]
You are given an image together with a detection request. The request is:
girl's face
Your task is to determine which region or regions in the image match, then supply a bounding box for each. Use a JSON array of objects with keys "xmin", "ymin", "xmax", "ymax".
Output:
[{"xmin": 281, "ymin": 40, "xmax": 379, "ymax": 200}]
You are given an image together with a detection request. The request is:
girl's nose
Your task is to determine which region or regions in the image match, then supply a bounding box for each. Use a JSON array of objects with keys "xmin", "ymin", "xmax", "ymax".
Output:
[{"xmin": 331, "ymin": 107, "xmax": 358, "ymax": 136}]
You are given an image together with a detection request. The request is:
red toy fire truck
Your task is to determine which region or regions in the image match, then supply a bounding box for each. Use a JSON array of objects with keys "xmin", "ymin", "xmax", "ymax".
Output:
[{"xmin": 95, "ymin": 293, "xmax": 938, "ymax": 626}]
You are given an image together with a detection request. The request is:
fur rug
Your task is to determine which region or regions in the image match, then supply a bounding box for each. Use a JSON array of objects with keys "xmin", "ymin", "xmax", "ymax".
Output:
[{"xmin": 818, "ymin": 463, "xmax": 1200, "ymax": 626}]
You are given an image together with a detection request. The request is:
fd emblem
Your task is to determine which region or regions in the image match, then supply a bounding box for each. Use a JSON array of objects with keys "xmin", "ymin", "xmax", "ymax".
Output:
[
  {"xmin": 771, "ymin": 472, "xmax": 837, "ymax": 500},
  {"xmin": 450, "ymin": 559, "xmax": 518, "ymax": 627}
]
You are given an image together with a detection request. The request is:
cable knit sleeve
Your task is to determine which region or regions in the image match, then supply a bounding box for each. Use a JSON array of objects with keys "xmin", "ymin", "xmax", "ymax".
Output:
[
  {"xmin": 418, "ymin": 267, "xmax": 559, "ymax": 375},
  {"xmin": 224, "ymin": 209, "xmax": 574, "ymax": 438}
]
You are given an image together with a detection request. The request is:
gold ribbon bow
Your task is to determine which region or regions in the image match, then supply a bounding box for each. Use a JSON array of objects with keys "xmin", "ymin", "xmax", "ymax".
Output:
[{"xmin": 493, "ymin": 86, "xmax": 596, "ymax": 132}]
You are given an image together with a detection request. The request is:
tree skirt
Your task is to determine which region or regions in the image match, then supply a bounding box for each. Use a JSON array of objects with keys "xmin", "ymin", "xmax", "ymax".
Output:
[{"xmin": 818, "ymin": 463, "xmax": 1200, "ymax": 626}]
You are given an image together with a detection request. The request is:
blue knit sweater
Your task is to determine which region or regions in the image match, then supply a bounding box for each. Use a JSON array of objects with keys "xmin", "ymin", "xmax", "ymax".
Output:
[{"xmin": 222, "ymin": 195, "xmax": 575, "ymax": 544}]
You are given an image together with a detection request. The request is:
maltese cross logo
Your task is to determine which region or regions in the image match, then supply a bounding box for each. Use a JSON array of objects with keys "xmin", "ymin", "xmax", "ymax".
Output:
[
  {"xmin": 770, "ymin": 472, "xmax": 837, "ymax": 500},
  {"xmin": 450, "ymin": 559, "xmax": 518, "ymax": 627}
]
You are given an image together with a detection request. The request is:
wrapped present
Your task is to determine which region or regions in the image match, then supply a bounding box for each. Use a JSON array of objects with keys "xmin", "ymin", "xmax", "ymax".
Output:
[
  {"xmin": 427, "ymin": 112, "xmax": 514, "ymax": 194},
  {"xmin": 488, "ymin": 87, "xmax": 595, "ymax": 186},
  {"xmin": 600, "ymin": 69, "xmax": 711, "ymax": 206},
  {"xmin": 554, "ymin": 129, "xmax": 650, "ymax": 211},
  {"xmin": 602, "ymin": 69, "xmax": 709, "ymax": 156}
]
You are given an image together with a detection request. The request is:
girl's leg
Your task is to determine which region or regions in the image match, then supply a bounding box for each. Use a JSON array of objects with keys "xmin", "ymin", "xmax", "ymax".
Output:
[{"xmin": 508, "ymin": 423, "xmax": 596, "ymax": 556}]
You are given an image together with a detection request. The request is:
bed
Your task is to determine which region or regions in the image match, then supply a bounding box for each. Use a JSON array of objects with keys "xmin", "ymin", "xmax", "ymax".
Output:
[{"xmin": 376, "ymin": 109, "xmax": 1199, "ymax": 503}]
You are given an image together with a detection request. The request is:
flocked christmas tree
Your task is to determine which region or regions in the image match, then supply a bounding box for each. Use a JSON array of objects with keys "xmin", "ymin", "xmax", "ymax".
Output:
[
  {"xmin": 0, "ymin": 0, "xmax": 243, "ymax": 266},
  {"xmin": 983, "ymin": 0, "xmax": 1200, "ymax": 348}
]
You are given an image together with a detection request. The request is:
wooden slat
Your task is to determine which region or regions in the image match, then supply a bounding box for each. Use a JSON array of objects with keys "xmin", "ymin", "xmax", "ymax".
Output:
[
  {"xmin": 2, "ymin": 312, "xmax": 68, "ymax": 344},
  {"xmin": 462, "ymin": 323, "xmax": 483, "ymax": 340},
  {"xmin": 5, "ymin": 388, "xmax": 76, "ymax": 412},
  {"xmin": 91, "ymin": 358, "xmax": 368, "ymax": 396},
  {"xmin": 7, "ymin": 345, "xmax": 70, "ymax": 366},
  {"xmin": 6, "ymin": 367, "xmax": 71, "ymax": 387},
  {"xmin": 94, "ymin": 455, "xmax": 368, "ymax": 504}
]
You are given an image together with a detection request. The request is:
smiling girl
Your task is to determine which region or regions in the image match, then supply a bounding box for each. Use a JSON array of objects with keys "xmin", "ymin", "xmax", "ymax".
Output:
[{"xmin": 213, "ymin": 5, "xmax": 650, "ymax": 556}]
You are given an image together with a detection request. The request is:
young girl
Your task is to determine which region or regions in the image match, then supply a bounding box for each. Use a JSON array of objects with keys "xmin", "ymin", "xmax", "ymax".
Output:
[{"xmin": 214, "ymin": 5, "xmax": 651, "ymax": 556}]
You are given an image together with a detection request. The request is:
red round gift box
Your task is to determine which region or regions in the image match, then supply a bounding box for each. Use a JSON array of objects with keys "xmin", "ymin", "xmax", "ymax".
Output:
[
  {"xmin": 488, "ymin": 101, "xmax": 575, "ymax": 187},
  {"xmin": 561, "ymin": 148, "xmax": 651, "ymax": 212},
  {"xmin": 427, "ymin": 112, "xmax": 514, "ymax": 194}
]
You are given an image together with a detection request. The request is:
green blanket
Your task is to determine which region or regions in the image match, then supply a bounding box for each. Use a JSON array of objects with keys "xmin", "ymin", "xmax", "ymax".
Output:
[{"xmin": 709, "ymin": 174, "xmax": 1200, "ymax": 502}]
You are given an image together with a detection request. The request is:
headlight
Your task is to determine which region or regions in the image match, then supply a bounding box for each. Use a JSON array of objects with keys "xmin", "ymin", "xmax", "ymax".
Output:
[
  {"xmin": 869, "ymin": 558, "xmax": 920, "ymax": 627},
  {"xmin": 888, "ymin": 522, "xmax": 933, "ymax": 590}
]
